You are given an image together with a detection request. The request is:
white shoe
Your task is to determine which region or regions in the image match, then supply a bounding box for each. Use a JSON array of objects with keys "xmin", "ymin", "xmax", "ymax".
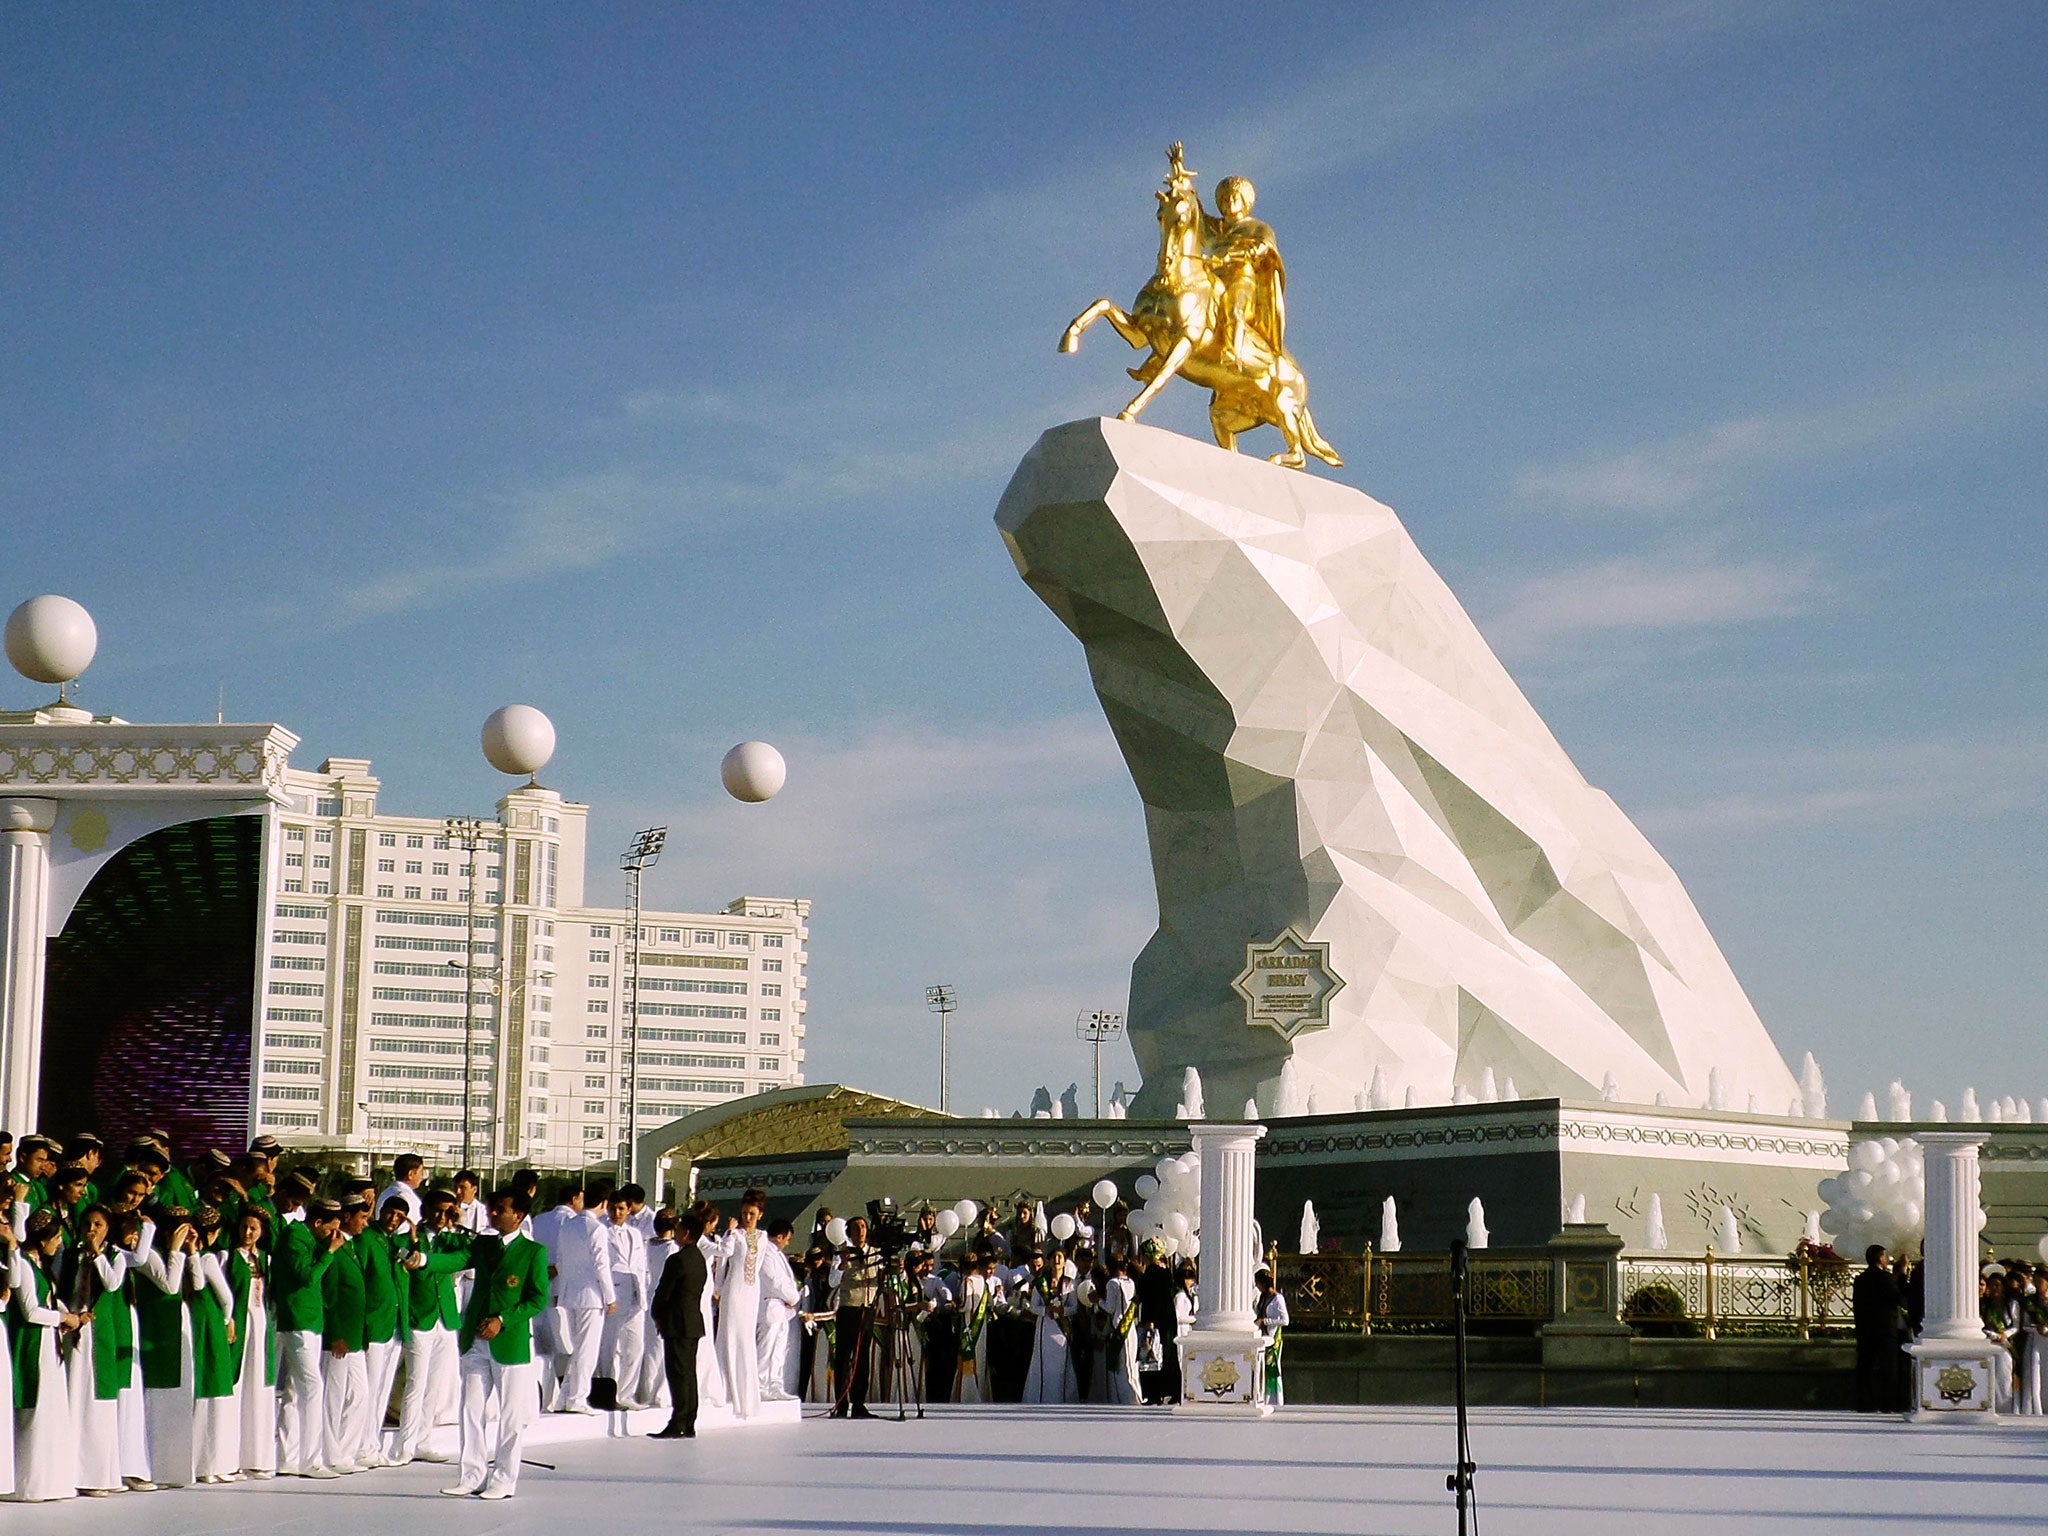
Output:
[
  {"xmin": 415, "ymin": 1448, "xmax": 453, "ymax": 1463},
  {"xmin": 386, "ymin": 1453, "xmax": 414, "ymax": 1468},
  {"xmin": 567, "ymin": 1403, "xmax": 599, "ymax": 1416},
  {"xmin": 331, "ymin": 1460, "xmax": 363, "ymax": 1475},
  {"xmin": 362, "ymin": 1453, "xmax": 396, "ymax": 1469},
  {"xmin": 441, "ymin": 1484, "xmax": 479, "ymax": 1498},
  {"xmin": 480, "ymin": 1486, "xmax": 514, "ymax": 1500},
  {"xmin": 304, "ymin": 1467, "xmax": 343, "ymax": 1481}
]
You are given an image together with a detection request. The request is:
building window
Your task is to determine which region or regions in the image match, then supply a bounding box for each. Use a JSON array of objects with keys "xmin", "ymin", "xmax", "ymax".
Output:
[
  {"xmin": 762, "ymin": 959, "xmax": 783, "ymax": 973},
  {"xmin": 589, "ymin": 949, "xmax": 611, "ymax": 963},
  {"xmin": 377, "ymin": 884, "xmax": 394, "ymax": 898},
  {"xmin": 431, "ymin": 889, "xmax": 448, "ymax": 901},
  {"xmin": 584, "ymin": 1127, "xmax": 606, "ymax": 1141},
  {"xmin": 658, "ymin": 928, "xmax": 680, "ymax": 943},
  {"xmin": 283, "ymin": 880, "xmax": 303, "ymax": 893},
  {"xmin": 760, "ymin": 1033, "xmax": 781, "ymax": 1045},
  {"xmin": 311, "ymin": 881, "xmax": 330, "ymax": 894},
  {"xmin": 286, "ymin": 826, "xmax": 306, "ymax": 841},
  {"xmin": 759, "ymin": 1058, "xmax": 781, "ymax": 1071},
  {"xmin": 584, "ymin": 1075, "xmax": 607, "ymax": 1089},
  {"xmin": 762, "ymin": 1009, "xmax": 781, "ymax": 1021},
  {"xmin": 726, "ymin": 932, "xmax": 751, "ymax": 947},
  {"xmin": 432, "ymin": 862, "xmax": 449, "ymax": 875},
  {"xmin": 584, "ymin": 1050, "xmax": 608, "ymax": 1064},
  {"xmin": 405, "ymin": 861, "xmax": 422, "ymax": 875},
  {"xmin": 587, "ymin": 1000, "xmax": 609, "ymax": 1014},
  {"xmin": 317, "ymin": 798, "xmax": 344, "ymax": 817},
  {"xmin": 586, "ymin": 1026, "xmax": 608, "ymax": 1039},
  {"xmin": 312, "ymin": 855, "xmax": 330, "ymax": 869},
  {"xmin": 378, "ymin": 859, "xmax": 395, "ymax": 873},
  {"xmin": 284, "ymin": 853, "xmax": 303, "ymax": 867},
  {"xmin": 588, "ymin": 975, "xmax": 609, "ymax": 988},
  {"xmin": 583, "ymin": 1102, "xmax": 607, "ymax": 1116},
  {"xmin": 763, "ymin": 934, "xmax": 784, "ymax": 948},
  {"xmin": 379, "ymin": 833, "xmax": 396, "ymax": 847},
  {"xmin": 406, "ymin": 835, "xmax": 423, "ymax": 848},
  {"xmin": 315, "ymin": 829, "xmax": 333, "ymax": 843},
  {"xmin": 694, "ymin": 930, "xmax": 715, "ymax": 944},
  {"xmin": 762, "ymin": 985, "xmax": 782, "ymax": 997},
  {"xmin": 528, "ymin": 1096, "xmax": 549, "ymax": 1113},
  {"xmin": 590, "ymin": 924, "xmax": 611, "ymax": 938},
  {"xmin": 404, "ymin": 886, "xmax": 421, "ymax": 899}
]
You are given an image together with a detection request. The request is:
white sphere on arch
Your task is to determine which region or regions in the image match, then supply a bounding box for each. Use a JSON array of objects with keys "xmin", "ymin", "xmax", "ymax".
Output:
[
  {"xmin": 480, "ymin": 704, "xmax": 556, "ymax": 778},
  {"xmin": 721, "ymin": 740, "xmax": 786, "ymax": 803},
  {"xmin": 5, "ymin": 595, "xmax": 97, "ymax": 685}
]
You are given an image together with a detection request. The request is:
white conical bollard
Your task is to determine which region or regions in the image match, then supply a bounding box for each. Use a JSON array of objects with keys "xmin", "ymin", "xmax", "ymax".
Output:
[
  {"xmin": 1403, "ymin": 1087, "xmax": 1418, "ymax": 1109},
  {"xmin": 1503, "ymin": 1075, "xmax": 1519, "ymax": 1101},
  {"xmin": 1601, "ymin": 1072, "xmax": 1620, "ymax": 1103},
  {"xmin": 1646, "ymin": 1194, "xmax": 1670, "ymax": 1252},
  {"xmin": 1654, "ymin": 1091, "xmax": 1670, "ymax": 1107},
  {"xmin": 1746, "ymin": 1092, "xmax": 1759, "ymax": 1113},
  {"xmin": 2020, "ymin": 1100, "xmax": 2036, "ymax": 1125},
  {"xmin": 1465, "ymin": 1197, "xmax": 1490, "ymax": 1250},
  {"xmin": 1355, "ymin": 1088, "xmax": 1371, "ymax": 1112},
  {"xmin": 1888, "ymin": 1081, "xmax": 1913, "ymax": 1121},
  {"xmin": 1565, "ymin": 1193, "xmax": 1587, "ymax": 1224},
  {"xmin": 1929, "ymin": 1100, "xmax": 1949, "ymax": 1122},
  {"xmin": 1803, "ymin": 1209, "xmax": 1822, "ymax": 1245},
  {"xmin": 1857, "ymin": 1091, "xmax": 1878, "ymax": 1121},
  {"xmin": 1453, "ymin": 1085, "xmax": 1477, "ymax": 1105},
  {"xmin": 1961, "ymin": 1087, "xmax": 1982, "ymax": 1122},
  {"xmin": 1298, "ymin": 1200, "xmax": 1320, "ymax": 1255},
  {"xmin": 1244, "ymin": 1097, "xmax": 1260, "ymax": 1121},
  {"xmin": 1379, "ymin": 1195, "xmax": 1401, "ymax": 1253},
  {"xmin": 1306, "ymin": 1085, "xmax": 1322, "ymax": 1116},
  {"xmin": 1715, "ymin": 1205, "xmax": 1742, "ymax": 1254},
  {"xmin": 1708, "ymin": 1067, "xmax": 1728, "ymax": 1111},
  {"xmin": 1479, "ymin": 1067, "xmax": 1499, "ymax": 1103},
  {"xmin": 1277, "ymin": 1057, "xmax": 1304, "ymax": 1117},
  {"xmin": 1181, "ymin": 1067, "xmax": 1205, "ymax": 1120},
  {"xmin": 1788, "ymin": 1095, "xmax": 1805, "ymax": 1119},
  {"xmin": 1369, "ymin": 1065, "xmax": 1392, "ymax": 1111}
]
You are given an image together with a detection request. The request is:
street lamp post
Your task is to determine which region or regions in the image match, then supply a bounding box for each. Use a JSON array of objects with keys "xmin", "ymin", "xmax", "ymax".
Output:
[
  {"xmin": 1075, "ymin": 1009, "xmax": 1126, "ymax": 1118},
  {"xmin": 619, "ymin": 826, "xmax": 667, "ymax": 1180},
  {"xmin": 925, "ymin": 985, "xmax": 957, "ymax": 1115},
  {"xmin": 443, "ymin": 815, "xmax": 500, "ymax": 1170}
]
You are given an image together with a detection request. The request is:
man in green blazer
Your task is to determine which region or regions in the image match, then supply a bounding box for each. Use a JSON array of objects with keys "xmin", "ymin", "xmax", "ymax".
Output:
[
  {"xmin": 393, "ymin": 1190, "xmax": 474, "ymax": 1466},
  {"xmin": 274, "ymin": 1197, "xmax": 348, "ymax": 1479},
  {"xmin": 321, "ymin": 1195, "xmax": 374, "ymax": 1474},
  {"xmin": 445, "ymin": 1189, "xmax": 550, "ymax": 1501},
  {"xmin": 355, "ymin": 1197, "xmax": 412, "ymax": 1468}
]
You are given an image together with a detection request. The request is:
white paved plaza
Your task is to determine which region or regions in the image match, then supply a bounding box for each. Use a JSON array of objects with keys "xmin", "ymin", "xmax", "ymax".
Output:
[{"xmin": 8, "ymin": 1404, "xmax": 2046, "ymax": 1536}]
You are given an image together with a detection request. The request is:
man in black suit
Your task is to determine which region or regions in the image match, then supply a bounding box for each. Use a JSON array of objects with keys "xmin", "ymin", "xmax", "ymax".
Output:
[
  {"xmin": 649, "ymin": 1210, "xmax": 707, "ymax": 1438},
  {"xmin": 1853, "ymin": 1242, "xmax": 1907, "ymax": 1412}
]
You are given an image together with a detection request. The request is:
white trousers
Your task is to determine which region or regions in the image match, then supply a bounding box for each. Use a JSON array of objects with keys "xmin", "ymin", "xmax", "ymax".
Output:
[
  {"xmin": 395, "ymin": 1325, "xmax": 458, "ymax": 1457},
  {"xmin": 67, "ymin": 1340, "xmax": 122, "ymax": 1491},
  {"xmin": 759, "ymin": 1310, "xmax": 797, "ymax": 1400},
  {"xmin": 548, "ymin": 1306, "xmax": 604, "ymax": 1410},
  {"xmin": 276, "ymin": 1331, "xmax": 327, "ymax": 1474},
  {"xmin": 116, "ymin": 1381, "xmax": 149, "ymax": 1480},
  {"xmin": 362, "ymin": 1338, "xmax": 402, "ymax": 1458},
  {"xmin": 458, "ymin": 1341, "xmax": 534, "ymax": 1497},
  {"xmin": 320, "ymin": 1349, "xmax": 368, "ymax": 1470},
  {"xmin": 635, "ymin": 1307, "xmax": 668, "ymax": 1407},
  {"xmin": 600, "ymin": 1303, "xmax": 645, "ymax": 1401},
  {"xmin": 194, "ymin": 1392, "xmax": 240, "ymax": 1480}
]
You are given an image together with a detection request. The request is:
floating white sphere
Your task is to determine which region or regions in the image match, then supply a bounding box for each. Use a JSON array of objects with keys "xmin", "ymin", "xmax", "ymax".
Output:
[
  {"xmin": 1091, "ymin": 1178, "xmax": 1118, "ymax": 1209},
  {"xmin": 933, "ymin": 1209, "xmax": 960, "ymax": 1238},
  {"xmin": 5, "ymin": 595, "xmax": 97, "ymax": 685},
  {"xmin": 1049, "ymin": 1212, "xmax": 1076, "ymax": 1242},
  {"xmin": 953, "ymin": 1198, "xmax": 979, "ymax": 1227},
  {"xmin": 823, "ymin": 1217, "xmax": 848, "ymax": 1247},
  {"xmin": 480, "ymin": 704, "xmax": 556, "ymax": 778},
  {"xmin": 721, "ymin": 739, "xmax": 786, "ymax": 803}
]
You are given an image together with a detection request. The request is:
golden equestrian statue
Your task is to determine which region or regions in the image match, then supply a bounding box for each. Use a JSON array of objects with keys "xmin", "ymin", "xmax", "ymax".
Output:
[{"xmin": 1060, "ymin": 142, "xmax": 1341, "ymax": 470}]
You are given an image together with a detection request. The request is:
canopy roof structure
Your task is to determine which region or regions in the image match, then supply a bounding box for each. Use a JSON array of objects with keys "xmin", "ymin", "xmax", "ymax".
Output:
[{"xmin": 634, "ymin": 1082, "xmax": 934, "ymax": 1180}]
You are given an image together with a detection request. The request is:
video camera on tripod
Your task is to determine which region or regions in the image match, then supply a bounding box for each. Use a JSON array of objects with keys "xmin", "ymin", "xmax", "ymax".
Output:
[{"xmin": 865, "ymin": 1196, "xmax": 914, "ymax": 1257}]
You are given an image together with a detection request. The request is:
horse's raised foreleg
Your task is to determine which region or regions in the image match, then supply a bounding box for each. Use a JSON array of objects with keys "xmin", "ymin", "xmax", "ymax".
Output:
[
  {"xmin": 1118, "ymin": 335, "xmax": 1192, "ymax": 421},
  {"xmin": 1061, "ymin": 300, "xmax": 1125, "ymax": 354}
]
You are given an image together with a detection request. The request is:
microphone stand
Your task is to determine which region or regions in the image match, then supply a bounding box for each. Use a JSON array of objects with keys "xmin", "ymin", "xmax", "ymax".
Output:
[{"xmin": 1447, "ymin": 1238, "xmax": 1476, "ymax": 1536}]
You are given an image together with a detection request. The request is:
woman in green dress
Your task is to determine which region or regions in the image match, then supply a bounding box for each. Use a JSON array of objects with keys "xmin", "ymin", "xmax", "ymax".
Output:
[
  {"xmin": 62, "ymin": 1206, "xmax": 126, "ymax": 1494},
  {"xmin": 134, "ymin": 1211, "xmax": 196, "ymax": 1487},
  {"xmin": 189, "ymin": 1207, "xmax": 240, "ymax": 1482},
  {"xmin": 229, "ymin": 1210, "xmax": 277, "ymax": 1477},
  {"xmin": 7, "ymin": 1208, "xmax": 83, "ymax": 1501}
]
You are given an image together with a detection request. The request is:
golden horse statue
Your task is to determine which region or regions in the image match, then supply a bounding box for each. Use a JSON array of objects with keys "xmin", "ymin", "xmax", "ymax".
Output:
[{"xmin": 1060, "ymin": 143, "xmax": 1341, "ymax": 470}]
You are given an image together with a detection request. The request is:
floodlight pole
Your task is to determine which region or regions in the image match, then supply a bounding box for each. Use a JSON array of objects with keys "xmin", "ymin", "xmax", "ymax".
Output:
[
  {"xmin": 443, "ymin": 815, "xmax": 498, "ymax": 1170},
  {"xmin": 619, "ymin": 826, "xmax": 667, "ymax": 1179},
  {"xmin": 925, "ymin": 985, "xmax": 956, "ymax": 1115},
  {"xmin": 1075, "ymin": 1009, "xmax": 1126, "ymax": 1117}
]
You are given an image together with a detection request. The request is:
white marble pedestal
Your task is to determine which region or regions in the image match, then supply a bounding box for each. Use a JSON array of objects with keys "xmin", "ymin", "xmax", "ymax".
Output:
[
  {"xmin": 1905, "ymin": 1130, "xmax": 2000, "ymax": 1422},
  {"xmin": 1175, "ymin": 1121, "xmax": 1273, "ymax": 1417}
]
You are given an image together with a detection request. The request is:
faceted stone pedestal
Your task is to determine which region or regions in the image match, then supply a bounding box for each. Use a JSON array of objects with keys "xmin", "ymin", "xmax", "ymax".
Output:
[
  {"xmin": 1177, "ymin": 1326, "xmax": 1272, "ymax": 1418},
  {"xmin": 1905, "ymin": 1338, "xmax": 2004, "ymax": 1422}
]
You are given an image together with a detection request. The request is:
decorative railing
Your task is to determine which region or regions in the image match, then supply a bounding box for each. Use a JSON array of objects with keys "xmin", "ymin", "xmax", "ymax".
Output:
[{"xmin": 1273, "ymin": 1245, "xmax": 1852, "ymax": 1338}]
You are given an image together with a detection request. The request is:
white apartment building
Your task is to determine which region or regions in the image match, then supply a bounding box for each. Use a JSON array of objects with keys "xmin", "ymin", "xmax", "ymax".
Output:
[{"xmin": 258, "ymin": 755, "xmax": 808, "ymax": 1167}]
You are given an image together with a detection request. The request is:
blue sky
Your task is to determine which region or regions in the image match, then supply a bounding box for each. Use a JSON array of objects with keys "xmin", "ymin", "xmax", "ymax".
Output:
[{"xmin": 4, "ymin": 3, "xmax": 2044, "ymax": 1118}]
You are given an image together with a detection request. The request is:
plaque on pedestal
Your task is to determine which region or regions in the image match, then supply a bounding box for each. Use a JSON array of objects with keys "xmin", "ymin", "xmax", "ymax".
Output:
[
  {"xmin": 1906, "ymin": 1338, "xmax": 2004, "ymax": 1420},
  {"xmin": 1176, "ymin": 1326, "xmax": 1271, "ymax": 1418}
]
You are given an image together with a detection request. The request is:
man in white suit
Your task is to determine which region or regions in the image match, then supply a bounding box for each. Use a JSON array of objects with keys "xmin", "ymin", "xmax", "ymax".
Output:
[
  {"xmin": 532, "ymin": 1185, "xmax": 615, "ymax": 1413},
  {"xmin": 597, "ymin": 1192, "xmax": 650, "ymax": 1407},
  {"xmin": 757, "ymin": 1218, "xmax": 802, "ymax": 1400}
]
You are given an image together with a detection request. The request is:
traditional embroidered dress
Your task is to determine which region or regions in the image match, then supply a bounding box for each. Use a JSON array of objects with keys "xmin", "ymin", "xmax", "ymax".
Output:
[
  {"xmin": 7, "ymin": 1251, "xmax": 79, "ymax": 1502},
  {"xmin": 714, "ymin": 1227, "xmax": 767, "ymax": 1419},
  {"xmin": 228, "ymin": 1244, "xmax": 277, "ymax": 1474},
  {"xmin": 190, "ymin": 1251, "xmax": 240, "ymax": 1480},
  {"xmin": 1104, "ymin": 1273, "xmax": 1141, "ymax": 1405},
  {"xmin": 1258, "ymin": 1290, "xmax": 1290, "ymax": 1407},
  {"xmin": 1022, "ymin": 1272, "xmax": 1073, "ymax": 1403},
  {"xmin": 952, "ymin": 1273, "xmax": 994, "ymax": 1404}
]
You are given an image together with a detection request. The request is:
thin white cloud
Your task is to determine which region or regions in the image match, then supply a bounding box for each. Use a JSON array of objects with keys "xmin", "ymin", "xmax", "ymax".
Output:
[{"xmin": 1483, "ymin": 551, "xmax": 1831, "ymax": 651}]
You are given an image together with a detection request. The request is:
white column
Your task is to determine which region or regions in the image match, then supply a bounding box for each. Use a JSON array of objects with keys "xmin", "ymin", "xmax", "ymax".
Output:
[
  {"xmin": 1192, "ymin": 1119, "xmax": 1265, "ymax": 1329},
  {"xmin": 1917, "ymin": 1131, "xmax": 1988, "ymax": 1341},
  {"xmin": 0, "ymin": 798, "xmax": 58, "ymax": 1133}
]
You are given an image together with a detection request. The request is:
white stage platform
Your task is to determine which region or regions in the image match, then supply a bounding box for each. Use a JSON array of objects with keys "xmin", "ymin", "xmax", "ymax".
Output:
[{"xmin": 10, "ymin": 1403, "xmax": 2045, "ymax": 1534}]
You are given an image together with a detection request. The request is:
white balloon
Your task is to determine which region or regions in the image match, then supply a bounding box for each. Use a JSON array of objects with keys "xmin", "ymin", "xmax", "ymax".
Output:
[
  {"xmin": 1134, "ymin": 1174, "xmax": 1159, "ymax": 1199},
  {"xmin": 722, "ymin": 740, "xmax": 787, "ymax": 803},
  {"xmin": 1182, "ymin": 1234, "xmax": 1200, "ymax": 1259},
  {"xmin": 4, "ymin": 595, "xmax": 96, "ymax": 685},
  {"xmin": 1164, "ymin": 1211, "xmax": 1190, "ymax": 1240},
  {"xmin": 2037, "ymin": 1235, "xmax": 2048, "ymax": 1263},
  {"xmin": 1050, "ymin": 1213, "xmax": 1076, "ymax": 1241},
  {"xmin": 934, "ymin": 1210, "xmax": 960, "ymax": 1237},
  {"xmin": 481, "ymin": 704, "xmax": 556, "ymax": 777},
  {"xmin": 1092, "ymin": 1179, "xmax": 1118, "ymax": 1208},
  {"xmin": 954, "ymin": 1199, "xmax": 979, "ymax": 1226},
  {"xmin": 824, "ymin": 1217, "xmax": 848, "ymax": 1247}
]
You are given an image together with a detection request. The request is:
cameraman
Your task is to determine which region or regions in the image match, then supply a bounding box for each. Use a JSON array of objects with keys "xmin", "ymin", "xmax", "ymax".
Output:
[{"xmin": 830, "ymin": 1215, "xmax": 882, "ymax": 1418}]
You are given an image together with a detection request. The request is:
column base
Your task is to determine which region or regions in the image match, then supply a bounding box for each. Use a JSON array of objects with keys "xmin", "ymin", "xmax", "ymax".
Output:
[
  {"xmin": 1175, "ymin": 1326, "xmax": 1271, "ymax": 1417},
  {"xmin": 1905, "ymin": 1337, "xmax": 2006, "ymax": 1421}
]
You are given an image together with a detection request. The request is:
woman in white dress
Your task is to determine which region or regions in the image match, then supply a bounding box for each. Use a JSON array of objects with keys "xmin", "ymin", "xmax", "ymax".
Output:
[
  {"xmin": 1102, "ymin": 1256, "xmax": 1141, "ymax": 1405},
  {"xmin": 189, "ymin": 1222, "xmax": 240, "ymax": 1484},
  {"xmin": 7, "ymin": 1208, "xmax": 82, "ymax": 1502},
  {"xmin": 1022, "ymin": 1249, "xmax": 1073, "ymax": 1404},
  {"xmin": 713, "ymin": 1191, "xmax": 769, "ymax": 1419},
  {"xmin": 636, "ymin": 1216, "xmax": 677, "ymax": 1412},
  {"xmin": 109, "ymin": 1212, "xmax": 159, "ymax": 1491},
  {"xmin": 64, "ymin": 1208, "xmax": 126, "ymax": 1495},
  {"xmin": 228, "ymin": 1212, "xmax": 277, "ymax": 1477},
  {"xmin": 693, "ymin": 1205, "xmax": 727, "ymax": 1410}
]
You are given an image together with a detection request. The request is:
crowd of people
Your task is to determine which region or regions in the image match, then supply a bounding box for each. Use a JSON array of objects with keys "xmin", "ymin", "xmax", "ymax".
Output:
[
  {"xmin": 2, "ymin": 1127, "xmax": 1275, "ymax": 1505},
  {"xmin": 1851, "ymin": 1242, "xmax": 2048, "ymax": 1413}
]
